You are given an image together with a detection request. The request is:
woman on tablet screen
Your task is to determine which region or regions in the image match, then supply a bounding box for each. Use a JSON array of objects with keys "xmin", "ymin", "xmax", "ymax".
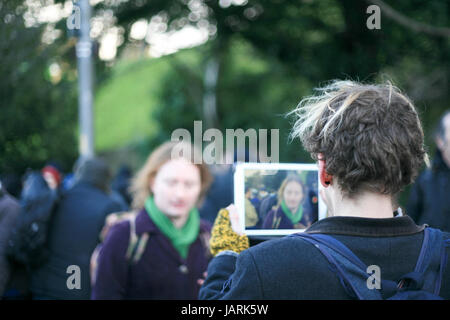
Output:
[{"xmin": 262, "ymin": 174, "xmax": 313, "ymax": 229}]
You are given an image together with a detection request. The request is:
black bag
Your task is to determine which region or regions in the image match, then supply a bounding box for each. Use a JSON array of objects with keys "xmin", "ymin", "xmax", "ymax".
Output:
[{"xmin": 6, "ymin": 171, "xmax": 59, "ymax": 269}]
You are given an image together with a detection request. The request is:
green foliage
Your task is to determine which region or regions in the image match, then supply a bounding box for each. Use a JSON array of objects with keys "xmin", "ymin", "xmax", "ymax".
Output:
[
  {"xmin": 96, "ymin": 0, "xmax": 449, "ymax": 155},
  {"xmin": 93, "ymin": 0, "xmax": 449, "ymax": 207},
  {"xmin": 110, "ymin": 37, "xmax": 313, "ymax": 163},
  {"xmin": 0, "ymin": 0, "xmax": 78, "ymax": 173},
  {"xmin": 3, "ymin": 0, "xmax": 450, "ymax": 192},
  {"xmin": 94, "ymin": 58, "xmax": 169, "ymax": 151}
]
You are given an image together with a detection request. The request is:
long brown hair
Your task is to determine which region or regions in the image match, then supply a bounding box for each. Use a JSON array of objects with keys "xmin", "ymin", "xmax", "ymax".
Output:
[
  {"xmin": 276, "ymin": 174, "xmax": 306, "ymax": 207},
  {"xmin": 129, "ymin": 141, "xmax": 212, "ymax": 210}
]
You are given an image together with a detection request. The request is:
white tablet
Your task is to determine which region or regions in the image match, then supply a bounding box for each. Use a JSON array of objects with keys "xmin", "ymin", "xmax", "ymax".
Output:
[{"xmin": 234, "ymin": 162, "xmax": 327, "ymax": 236}]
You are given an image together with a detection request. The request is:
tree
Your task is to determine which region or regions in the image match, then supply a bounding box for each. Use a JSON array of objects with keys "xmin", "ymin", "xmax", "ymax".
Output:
[
  {"xmin": 0, "ymin": 0, "xmax": 79, "ymax": 174},
  {"xmin": 99, "ymin": 0, "xmax": 449, "ymax": 130}
]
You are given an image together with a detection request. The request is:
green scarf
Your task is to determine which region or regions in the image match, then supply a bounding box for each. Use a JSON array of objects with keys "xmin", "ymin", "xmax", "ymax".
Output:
[
  {"xmin": 145, "ymin": 196, "xmax": 200, "ymax": 259},
  {"xmin": 281, "ymin": 200, "xmax": 304, "ymax": 225}
]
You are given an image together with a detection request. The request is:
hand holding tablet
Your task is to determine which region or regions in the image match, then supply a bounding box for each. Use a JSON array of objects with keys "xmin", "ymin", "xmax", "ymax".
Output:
[{"xmin": 225, "ymin": 204, "xmax": 245, "ymax": 236}]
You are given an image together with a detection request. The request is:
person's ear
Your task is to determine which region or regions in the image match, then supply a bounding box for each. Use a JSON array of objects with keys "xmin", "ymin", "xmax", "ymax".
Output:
[{"xmin": 318, "ymin": 153, "xmax": 333, "ymax": 188}]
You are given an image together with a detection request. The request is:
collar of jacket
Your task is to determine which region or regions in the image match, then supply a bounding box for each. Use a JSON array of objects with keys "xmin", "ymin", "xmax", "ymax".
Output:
[
  {"xmin": 305, "ymin": 215, "xmax": 425, "ymax": 237},
  {"xmin": 134, "ymin": 207, "xmax": 210, "ymax": 236}
]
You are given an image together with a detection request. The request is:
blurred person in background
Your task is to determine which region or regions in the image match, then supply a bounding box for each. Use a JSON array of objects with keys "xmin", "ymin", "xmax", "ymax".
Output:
[
  {"xmin": 257, "ymin": 192, "xmax": 277, "ymax": 228},
  {"xmin": 198, "ymin": 163, "xmax": 234, "ymax": 225},
  {"xmin": 249, "ymin": 189, "xmax": 261, "ymax": 215},
  {"xmin": 198, "ymin": 148, "xmax": 256, "ymax": 225},
  {"xmin": 245, "ymin": 186, "xmax": 259, "ymax": 228},
  {"xmin": 41, "ymin": 164, "xmax": 62, "ymax": 191},
  {"xmin": 0, "ymin": 173, "xmax": 22, "ymax": 199},
  {"xmin": 30, "ymin": 157, "xmax": 122, "ymax": 299},
  {"xmin": 111, "ymin": 164, "xmax": 133, "ymax": 207},
  {"xmin": 108, "ymin": 165, "xmax": 132, "ymax": 212},
  {"xmin": 0, "ymin": 180, "xmax": 22, "ymax": 299},
  {"xmin": 92, "ymin": 141, "xmax": 212, "ymax": 299},
  {"xmin": 407, "ymin": 110, "xmax": 450, "ymax": 232},
  {"xmin": 3, "ymin": 164, "xmax": 62, "ymax": 300}
]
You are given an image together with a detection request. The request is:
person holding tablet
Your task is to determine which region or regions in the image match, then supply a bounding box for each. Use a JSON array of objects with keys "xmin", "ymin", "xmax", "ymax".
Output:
[{"xmin": 199, "ymin": 80, "xmax": 450, "ymax": 300}]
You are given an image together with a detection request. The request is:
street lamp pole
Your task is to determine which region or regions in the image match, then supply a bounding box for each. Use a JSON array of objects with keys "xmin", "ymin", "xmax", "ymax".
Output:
[{"xmin": 76, "ymin": 0, "xmax": 95, "ymax": 159}]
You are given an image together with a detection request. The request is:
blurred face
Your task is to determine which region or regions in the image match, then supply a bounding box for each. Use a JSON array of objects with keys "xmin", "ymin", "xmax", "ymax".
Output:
[
  {"xmin": 151, "ymin": 158, "xmax": 202, "ymax": 220},
  {"xmin": 283, "ymin": 181, "xmax": 304, "ymax": 212},
  {"xmin": 43, "ymin": 172, "xmax": 58, "ymax": 190}
]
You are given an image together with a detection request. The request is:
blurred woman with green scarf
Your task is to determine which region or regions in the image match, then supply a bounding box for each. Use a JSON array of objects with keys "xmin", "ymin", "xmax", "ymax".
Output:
[{"xmin": 92, "ymin": 141, "xmax": 212, "ymax": 299}]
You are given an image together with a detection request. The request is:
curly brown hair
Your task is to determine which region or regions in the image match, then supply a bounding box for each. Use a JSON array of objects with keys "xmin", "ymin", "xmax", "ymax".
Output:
[{"xmin": 289, "ymin": 80, "xmax": 429, "ymax": 198}]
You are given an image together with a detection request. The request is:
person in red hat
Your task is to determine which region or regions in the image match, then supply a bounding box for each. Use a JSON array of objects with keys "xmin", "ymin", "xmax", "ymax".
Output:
[{"xmin": 41, "ymin": 165, "xmax": 61, "ymax": 190}]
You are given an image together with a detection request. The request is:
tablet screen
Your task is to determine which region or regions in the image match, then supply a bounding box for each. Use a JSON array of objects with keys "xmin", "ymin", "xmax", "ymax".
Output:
[{"xmin": 234, "ymin": 162, "xmax": 327, "ymax": 236}]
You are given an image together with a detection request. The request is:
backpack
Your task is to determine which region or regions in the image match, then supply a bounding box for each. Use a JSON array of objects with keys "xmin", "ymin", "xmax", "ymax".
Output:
[
  {"xmin": 6, "ymin": 171, "xmax": 59, "ymax": 269},
  {"xmin": 90, "ymin": 211, "xmax": 150, "ymax": 286},
  {"xmin": 290, "ymin": 227, "xmax": 450, "ymax": 300}
]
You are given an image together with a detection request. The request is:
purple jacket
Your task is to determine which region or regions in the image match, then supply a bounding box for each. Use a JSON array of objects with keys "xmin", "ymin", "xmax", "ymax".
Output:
[
  {"xmin": 262, "ymin": 205, "xmax": 314, "ymax": 229},
  {"xmin": 91, "ymin": 208, "xmax": 212, "ymax": 300}
]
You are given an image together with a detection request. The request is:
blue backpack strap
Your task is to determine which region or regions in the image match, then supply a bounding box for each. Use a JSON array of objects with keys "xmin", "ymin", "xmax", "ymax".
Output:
[
  {"xmin": 400, "ymin": 227, "xmax": 445, "ymax": 295},
  {"xmin": 300, "ymin": 233, "xmax": 367, "ymax": 270},
  {"xmin": 290, "ymin": 233, "xmax": 382, "ymax": 300},
  {"xmin": 442, "ymin": 238, "xmax": 450, "ymax": 292},
  {"xmin": 292, "ymin": 228, "xmax": 449, "ymax": 299}
]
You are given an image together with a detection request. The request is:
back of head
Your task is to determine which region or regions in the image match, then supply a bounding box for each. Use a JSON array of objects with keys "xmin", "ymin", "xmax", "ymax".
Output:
[
  {"xmin": 290, "ymin": 80, "xmax": 428, "ymax": 198},
  {"xmin": 74, "ymin": 157, "xmax": 112, "ymax": 193}
]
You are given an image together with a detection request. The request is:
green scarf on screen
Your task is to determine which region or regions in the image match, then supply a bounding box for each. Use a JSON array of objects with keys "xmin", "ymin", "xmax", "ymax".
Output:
[
  {"xmin": 145, "ymin": 196, "xmax": 200, "ymax": 259},
  {"xmin": 281, "ymin": 200, "xmax": 304, "ymax": 225}
]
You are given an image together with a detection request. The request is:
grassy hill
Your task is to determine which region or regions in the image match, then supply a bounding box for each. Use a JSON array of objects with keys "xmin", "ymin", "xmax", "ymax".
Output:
[{"xmin": 94, "ymin": 53, "xmax": 172, "ymax": 152}]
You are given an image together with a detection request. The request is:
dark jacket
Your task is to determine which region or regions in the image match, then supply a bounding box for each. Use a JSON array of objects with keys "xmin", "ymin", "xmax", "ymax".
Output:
[
  {"xmin": 199, "ymin": 215, "xmax": 450, "ymax": 299},
  {"xmin": 199, "ymin": 166, "xmax": 234, "ymax": 225},
  {"xmin": 30, "ymin": 182, "xmax": 122, "ymax": 299},
  {"xmin": 0, "ymin": 192, "xmax": 21, "ymax": 297},
  {"xmin": 262, "ymin": 203, "xmax": 314, "ymax": 229},
  {"xmin": 92, "ymin": 208, "xmax": 212, "ymax": 300},
  {"xmin": 407, "ymin": 150, "xmax": 450, "ymax": 232},
  {"xmin": 257, "ymin": 194, "xmax": 277, "ymax": 227}
]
